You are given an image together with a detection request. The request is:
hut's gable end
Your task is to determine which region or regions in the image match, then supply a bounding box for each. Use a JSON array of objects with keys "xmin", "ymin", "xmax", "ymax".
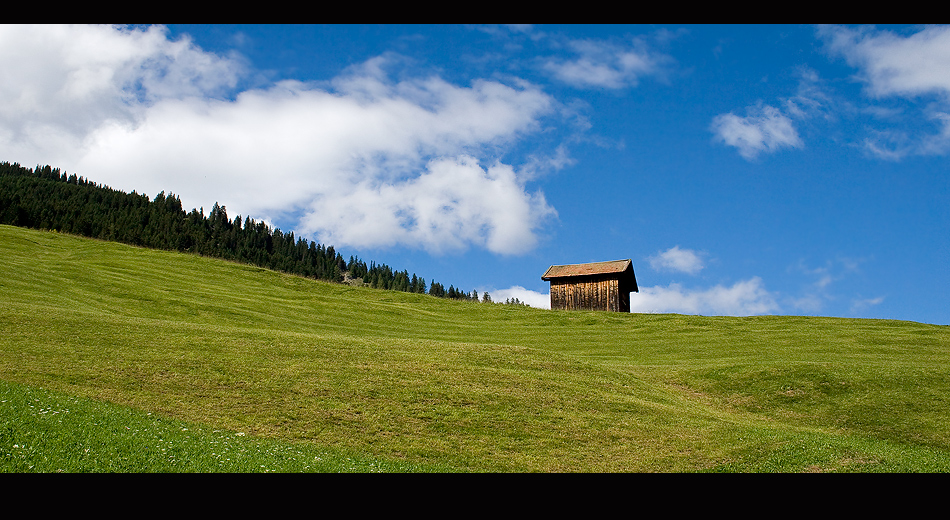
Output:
[{"xmin": 542, "ymin": 259, "xmax": 637, "ymax": 312}]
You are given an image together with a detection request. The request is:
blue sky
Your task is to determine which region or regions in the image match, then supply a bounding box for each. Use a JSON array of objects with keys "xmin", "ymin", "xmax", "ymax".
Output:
[{"xmin": 2, "ymin": 24, "xmax": 948, "ymax": 324}]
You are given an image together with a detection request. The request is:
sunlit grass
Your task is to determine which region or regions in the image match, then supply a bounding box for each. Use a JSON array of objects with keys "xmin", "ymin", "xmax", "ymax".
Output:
[
  {"xmin": 0, "ymin": 379, "xmax": 444, "ymax": 472},
  {"xmin": 2, "ymin": 224, "xmax": 950, "ymax": 472}
]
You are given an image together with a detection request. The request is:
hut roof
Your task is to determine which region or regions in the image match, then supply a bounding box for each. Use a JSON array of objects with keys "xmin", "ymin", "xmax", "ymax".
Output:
[{"xmin": 541, "ymin": 259, "xmax": 633, "ymax": 280}]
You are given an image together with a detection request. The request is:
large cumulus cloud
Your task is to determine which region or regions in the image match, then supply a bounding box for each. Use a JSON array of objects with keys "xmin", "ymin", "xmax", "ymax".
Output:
[{"xmin": 1, "ymin": 24, "xmax": 559, "ymax": 255}]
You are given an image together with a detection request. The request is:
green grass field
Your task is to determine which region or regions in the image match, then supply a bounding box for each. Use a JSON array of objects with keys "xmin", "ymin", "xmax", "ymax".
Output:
[{"xmin": 2, "ymin": 224, "xmax": 950, "ymax": 472}]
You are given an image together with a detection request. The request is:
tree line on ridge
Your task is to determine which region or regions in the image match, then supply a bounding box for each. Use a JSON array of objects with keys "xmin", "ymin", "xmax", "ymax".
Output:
[{"xmin": 0, "ymin": 161, "xmax": 500, "ymax": 303}]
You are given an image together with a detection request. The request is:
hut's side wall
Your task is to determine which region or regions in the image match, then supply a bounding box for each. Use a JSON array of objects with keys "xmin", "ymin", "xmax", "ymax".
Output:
[{"xmin": 549, "ymin": 275, "xmax": 622, "ymax": 311}]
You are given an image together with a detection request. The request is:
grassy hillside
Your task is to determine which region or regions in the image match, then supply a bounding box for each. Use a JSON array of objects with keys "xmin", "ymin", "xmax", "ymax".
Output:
[{"xmin": 2, "ymin": 224, "xmax": 950, "ymax": 472}]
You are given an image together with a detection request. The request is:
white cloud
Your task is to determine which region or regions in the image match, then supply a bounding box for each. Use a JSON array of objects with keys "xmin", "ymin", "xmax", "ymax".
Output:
[
  {"xmin": 710, "ymin": 67, "xmax": 835, "ymax": 161},
  {"xmin": 711, "ymin": 103, "xmax": 803, "ymax": 160},
  {"xmin": 543, "ymin": 37, "xmax": 670, "ymax": 89},
  {"xmin": 629, "ymin": 277, "xmax": 779, "ymax": 316},
  {"xmin": 819, "ymin": 25, "xmax": 950, "ymax": 99},
  {"xmin": 487, "ymin": 285, "xmax": 551, "ymax": 309},
  {"xmin": 819, "ymin": 25, "xmax": 950, "ymax": 159},
  {"xmin": 0, "ymin": 24, "xmax": 244, "ymax": 166},
  {"xmin": 0, "ymin": 25, "xmax": 560, "ymax": 255},
  {"xmin": 648, "ymin": 246, "xmax": 705, "ymax": 275}
]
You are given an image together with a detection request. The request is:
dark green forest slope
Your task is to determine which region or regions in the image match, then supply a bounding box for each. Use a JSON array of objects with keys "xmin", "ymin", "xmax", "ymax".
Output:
[{"xmin": 0, "ymin": 161, "xmax": 477, "ymax": 300}]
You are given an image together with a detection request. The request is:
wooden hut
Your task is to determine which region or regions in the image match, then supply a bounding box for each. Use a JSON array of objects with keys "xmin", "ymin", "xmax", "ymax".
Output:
[{"xmin": 541, "ymin": 259, "xmax": 638, "ymax": 312}]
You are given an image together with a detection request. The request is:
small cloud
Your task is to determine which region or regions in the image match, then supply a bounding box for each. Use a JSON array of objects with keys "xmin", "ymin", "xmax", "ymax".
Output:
[
  {"xmin": 784, "ymin": 66, "xmax": 834, "ymax": 121},
  {"xmin": 711, "ymin": 103, "xmax": 803, "ymax": 160},
  {"xmin": 850, "ymin": 296, "xmax": 885, "ymax": 315},
  {"xmin": 542, "ymin": 36, "xmax": 672, "ymax": 89},
  {"xmin": 862, "ymin": 130, "xmax": 913, "ymax": 161},
  {"xmin": 787, "ymin": 256, "xmax": 872, "ymax": 314},
  {"xmin": 648, "ymin": 246, "xmax": 705, "ymax": 275},
  {"xmin": 504, "ymin": 25, "xmax": 534, "ymax": 34},
  {"xmin": 517, "ymin": 144, "xmax": 575, "ymax": 181}
]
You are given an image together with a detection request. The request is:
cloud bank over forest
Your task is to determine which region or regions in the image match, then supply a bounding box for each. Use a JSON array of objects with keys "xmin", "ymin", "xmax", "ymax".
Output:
[{"xmin": 0, "ymin": 24, "xmax": 559, "ymax": 255}]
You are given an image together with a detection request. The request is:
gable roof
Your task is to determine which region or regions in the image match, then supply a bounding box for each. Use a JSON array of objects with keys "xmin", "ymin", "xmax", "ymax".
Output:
[{"xmin": 541, "ymin": 259, "xmax": 633, "ymax": 280}]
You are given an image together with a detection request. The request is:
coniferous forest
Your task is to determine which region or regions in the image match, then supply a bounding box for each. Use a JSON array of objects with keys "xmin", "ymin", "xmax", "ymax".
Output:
[{"xmin": 0, "ymin": 161, "xmax": 485, "ymax": 301}]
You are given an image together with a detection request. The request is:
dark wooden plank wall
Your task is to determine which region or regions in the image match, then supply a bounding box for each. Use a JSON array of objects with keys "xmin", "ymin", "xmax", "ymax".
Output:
[{"xmin": 550, "ymin": 275, "xmax": 622, "ymax": 311}]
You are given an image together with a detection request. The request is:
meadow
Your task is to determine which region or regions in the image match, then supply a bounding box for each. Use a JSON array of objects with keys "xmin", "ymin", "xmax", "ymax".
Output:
[{"xmin": 2, "ymin": 224, "xmax": 950, "ymax": 472}]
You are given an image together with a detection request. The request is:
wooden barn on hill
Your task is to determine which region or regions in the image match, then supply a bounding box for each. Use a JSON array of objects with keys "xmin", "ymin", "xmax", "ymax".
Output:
[{"xmin": 541, "ymin": 259, "xmax": 638, "ymax": 312}]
